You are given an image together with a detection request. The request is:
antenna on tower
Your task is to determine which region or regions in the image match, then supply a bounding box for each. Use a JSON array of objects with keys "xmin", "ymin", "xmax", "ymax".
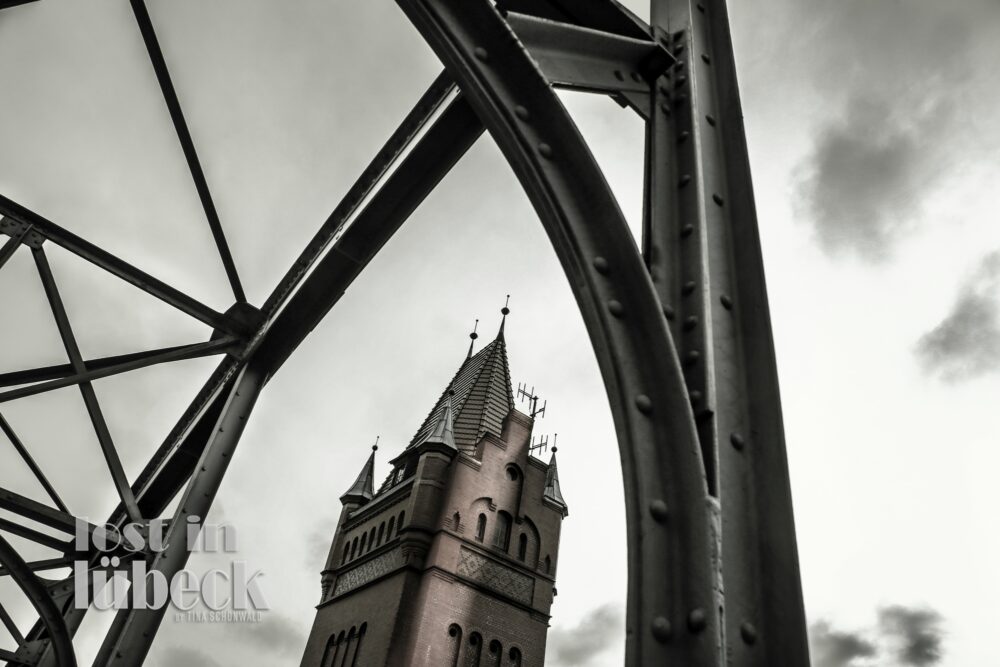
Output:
[
  {"xmin": 516, "ymin": 383, "xmax": 547, "ymax": 419},
  {"xmin": 529, "ymin": 434, "xmax": 549, "ymax": 457}
]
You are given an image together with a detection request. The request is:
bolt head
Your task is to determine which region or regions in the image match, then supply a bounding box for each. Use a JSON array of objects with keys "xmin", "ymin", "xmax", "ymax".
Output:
[
  {"xmin": 652, "ymin": 616, "xmax": 673, "ymax": 643},
  {"xmin": 538, "ymin": 143, "xmax": 554, "ymax": 158},
  {"xmin": 593, "ymin": 256, "xmax": 610, "ymax": 274},
  {"xmin": 741, "ymin": 622, "xmax": 758, "ymax": 645},
  {"xmin": 663, "ymin": 304, "xmax": 676, "ymax": 320},
  {"xmin": 683, "ymin": 315, "xmax": 699, "ymax": 331},
  {"xmin": 679, "ymin": 174, "xmax": 691, "ymax": 187},
  {"xmin": 683, "ymin": 280, "xmax": 696, "ymax": 295},
  {"xmin": 635, "ymin": 394, "xmax": 653, "ymax": 413},
  {"xmin": 649, "ymin": 499, "xmax": 669, "ymax": 522},
  {"xmin": 515, "ymin": 105, "xmax": 530, "ymax": 121},
  {"xmin": 730, "ymin": 432, "xmax": 745, "ymax": 450},
  {"xmin": 685, "ymin": 350, "xmax": 700, "ymax": 366},
  {"xmin": 688, "ymin": 608, "xmax": 707, "ymax": 633},
  {"xmin": 474, "ymin": 47, "xmax": 489, "ymax": 61},
  {"xmin": 608, "ymin": 300, "xmax": 625, "ymax": 317},
  {"xmin": 681, "ymin": 224, "xmax": 694, "ymax": 237}
]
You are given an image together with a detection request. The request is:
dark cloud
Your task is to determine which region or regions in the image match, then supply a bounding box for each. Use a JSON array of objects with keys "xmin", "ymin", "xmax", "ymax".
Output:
[
  {"xmin": 917, "ymin": 252, "xmax": 1000, "ymax": 380},
  {"xmin": 879, "ymin": 605, "xmax": 945, "ymax": 666},
  {"xmin": 234, "ymin": 613, "xmax": 307, "ymax": 657},
  {"xmin": 546, "ymin": 604, "xmax": 622, "ymax": 666},
  {"xmin": 791, "ymin": 0, "xmax": 997, "ymax": 260},
  {"xmin": 796, "ymin": 97, "xmax": 943, "ymax": 260},
  {"xmin": 155, "ymin": 647, "xmax": 222, "ymax": 667},
  {"xmin": 809, "ymin": 620, "xmax": 877, "ymax": 667}
]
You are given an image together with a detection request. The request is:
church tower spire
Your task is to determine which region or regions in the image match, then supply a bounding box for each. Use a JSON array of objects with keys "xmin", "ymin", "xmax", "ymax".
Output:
[{"xmin": 302, "ymin": 303, "xmax": 567, "ymax": 667}]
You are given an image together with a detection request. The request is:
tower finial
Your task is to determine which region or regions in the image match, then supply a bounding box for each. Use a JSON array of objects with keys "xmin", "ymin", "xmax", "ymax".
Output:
[
  {"xmin": 373, "ymin": 435, "xmax": 380, "ymax": 452},
  {"xmin": 498, "ymin": 294, "xmax": 511, "ymax": 337},
  {"xmin": 467, "ymin": 319, "xmax": 480, "ymax": 358}
]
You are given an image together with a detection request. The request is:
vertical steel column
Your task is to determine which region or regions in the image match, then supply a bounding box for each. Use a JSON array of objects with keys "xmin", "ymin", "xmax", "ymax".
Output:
[
  {"xmin": 93, "ymin": 362, "xmax": 266, "ymax": 665},
  {"xmin": 645, "ymin": 0, "xmax": 809, "ymax": 663}
]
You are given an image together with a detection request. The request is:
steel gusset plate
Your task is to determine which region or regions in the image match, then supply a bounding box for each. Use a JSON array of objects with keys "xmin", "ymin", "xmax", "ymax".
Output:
[{"xmin": 395, "ymin": 0, "xmax": 722, "ymax": 662}]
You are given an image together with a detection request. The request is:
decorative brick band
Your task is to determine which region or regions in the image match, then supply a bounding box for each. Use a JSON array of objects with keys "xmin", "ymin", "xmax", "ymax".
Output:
[
  {"xmin": 457, "ymin": 547, "xmax": 534, "ymax": 605},
  {"xmin": 333, "ymin": 549, "xmax": 404, "ymax": 597}
]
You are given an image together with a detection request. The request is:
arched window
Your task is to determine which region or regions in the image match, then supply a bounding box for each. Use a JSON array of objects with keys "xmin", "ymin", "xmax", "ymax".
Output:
[
  {"xmin": 349, "ymin": 622, "xmax": 367, "ymax": 667},
  {"xmin": 505, "ymin": 466, "xmax": 518, "ymax": 481},
  {"xmin": 508, "ymin": 647, "xmax": 522, "ymax": 667},
  {"xmin": 368, "ymin": 527, "xmax": 376, "ymax": 552},
  {"xmin": 453, "ymin": 512, "xmax": 461, "ymax": 531},
  {"xmin": 494, "ymin": 511, "xmax": 512, "ymax": 551},
  {"xmin": 359, "ymin": 533, "xmax": 367, "ymax": 554},
  {"xmin": 475, "ymin": 514, "xmax": 487, "ymax": 542},
  {"xmin": 342, "ymin": 543, "xmax": 350, "ymax": 565},
  {"xmin": 397, "ymin": 511, "xmax": 405, "ymax": 535},
  {"xmin": 387, "ymin": 516, "xmax": 395, "ymax": 537},
  {"xmin": 321, "ymin": 633, "xmax": 339, "ymax": 667},
  {"xmin": 467, "ymin": 632, "xmax": 482, "ymax": 667},
  {"xmin": 488, "ymin": 639, "xmax": 503, "ymax": 667},
  {"xmin": 350, "ymin": 537, "xmax": 358, "ymax": 560},
  {"xmin": 341, "ymin": 626, "xmax": 356, "ymax": 667},
  {"xmin": 377, "ymin": 522, "xmax": 385, "ymax": 547},
  {"xmin": 448, "ymin": 624, "xmax": 463, "ymax": 667},
  {"xmin": 543, "ymin": 555, "xmax": 551, "ymax": 574},
  {"xmin": 517, "ymin": 534, "xmax": 527, "ymax": 562}
]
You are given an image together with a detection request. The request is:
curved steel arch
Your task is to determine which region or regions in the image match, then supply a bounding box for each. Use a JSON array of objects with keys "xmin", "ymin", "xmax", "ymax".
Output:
[{"xmin": 0, "ymin": 0, "xmax": 807, "ymax": 664}]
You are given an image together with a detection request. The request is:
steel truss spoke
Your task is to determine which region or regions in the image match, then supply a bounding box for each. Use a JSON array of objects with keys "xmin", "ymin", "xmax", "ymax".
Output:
[
  {"xmin": 0, "ymin": 218, "xmax": 33, "ymax": 271},
  {"xmin": 96, "ymin": 363, "xmax": 265, "ymax": 665},
  {"xmin": 0, "ymin": 518, "xmax": 68, "ymax": 553},
  {"xmin": 31, "ymin": 247, "xmax": 143, "ymax": 524},
  {"xmin": 644, "ymin": 0, "xmax": 809, "ymax": 662},
  {"xmin": 0, "ymin": 413, "xmax": 69, "ymax": 515},
  {"xmin": 0, "ymin": 557, "xmax": 73, "ymax": 577},
  {"xmin": 0, "ymin": 600, "xmax": 24, "ymax": 645},
  {"xmin": 0, "ymin": 337, "xmax": 238, "ymax": 403},
  {"xmin": 0, "ymin": 197, "xmax": 242, "ymax": 336},
  {"xmin": 507, "ymin": 12, "xmax": 673, "ymax": 118},
  {"xmin": 0, "ymin": 534, "xmax": 76, "ymax": 667},
  {"xmin": 0, "ymin": 487, "xmax": 94, "ymax": 538},
  {"xmin": 129, "ymin": 0, "xmax": 246, "ymax": 304}
]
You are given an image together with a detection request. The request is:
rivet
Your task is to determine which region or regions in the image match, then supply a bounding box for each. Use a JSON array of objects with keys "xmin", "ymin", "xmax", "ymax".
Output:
[
  {"xmin": 635, "ymin": 394, "xmax": 653, "ymax": 413},
  {"xmin": 674, "ymin": 94, "xmax": 688, "ymax": 107},
  {"xmin": 683, "ymin": 280, "xmax": 696, "ymax": 295},
  {"xmin": 608, "ymin": 300, "xmax": 625, "ymax": 317},
  {"xmin": 631, "ymin": 71, "xmax": 644, "ymax": 82},
  {"xmin": 678, "ymin": 131, "xmax": 690, "ymax": 144},
  {"xmin": 660, "ymin": 102, "xmax": 672, "ymax": 115},
  {"xmin": 515, "ymin": 105, "xmax": 530, "ymax": 121},
  {"xmin": 673, "ymin": 30, "xmax": 685, "ymax": 40},
  {"xmin": 730, "ymin": 432, "xmax": 745, "ymax": 450},
  {"xmin": 706, "ymin": 114, "xmax": 717, "ymax": 126},
  {"xmin": 593, "ymin": 256, "xmax": 610, "ymax": 274},
  {"xmin": 689, "ymin": 390, "xmax": 703, "ymax": 405},
  {"xmin": 474, "ymin": 47, "xmax": 489, "ymax": 61},
  {"xmin": 674, "ymin": 45, "xmax": 685, "ymax": 57},
  {"xmin": 679, "ymin": 174, "xmax": 691, "ymax": 187},
  {"xmin": 614, "ymin": 70, "xmax": 625, "ymax": 81},
  {"xmin": 712, "ymin": 193, "xmax": 724, "ymax": 206},
  {"xmin": 675, "ymin": 74, "xmax": 688, "ymax": 87},
  {"xmin": 688, "ymin": 608, "xmax": 707, "ymax": 633},
  {"xmin": 697, "ymin": 2, "xmax": 705, "ymax": 11},
  {"xmin": 663, "ymin": 305, "xmax": 676, "ymax": 320},
  {"xmin": 720, "ymin": 294, "xmax": 733, "ymax": 310},
  {"xmin": 659, "ymin": 83, "xmax": 670, "ymax": 96},
  {"xmin": 681, "ymin": 224, "xmax": 694, "ymax": 238},
  {"xmin": 652, "ymin": 616, "xmax": 673, "ymax": 643},
  {"xmin": 683, "ymin": 315, "xmax": 698, "ymax": 331},
  {"xmin": 741, "ymin": 622, "xmax": 758, "ymax": 645},
  {"xmin": 538, "ymin": 143, "xmax": 554, "ymax": 158},
  {"xmin": 685, "ymin": 350, "xmax": 700, "ymax": 366},
  {"xmin": 649, "ymin": 500, "xmax": 669, "ymax": 522},
  {"xmin": 701, "ymin": 54, "xmax": 711, "ymax": 64}
]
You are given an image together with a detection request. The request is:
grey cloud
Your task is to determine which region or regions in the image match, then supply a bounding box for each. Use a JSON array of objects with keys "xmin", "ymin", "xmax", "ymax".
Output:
[
  {"xmin": 546, "ymin": 603, "xmax": 622, "ymax": 666},
  {"xmin": 233, "ymin": 613, "xmax": 307, "ymax": 657},
  {"xmin": 809, "ymin": 620, "xmax": 876, "ymax": 667},
  {"xmin": 879, "ymin": 605, "xmax": 945, "ymax": 666},
  {"xmin": 155, "ymin": 646, "xmax": 222, "ymax": 667},
  {"xmin": 796, "ymin": 97, "xmax": 944, "ymax": 260},
  {"xmin": 917, "ymin": 252, "xmax": 1000, "ymax": 380}
]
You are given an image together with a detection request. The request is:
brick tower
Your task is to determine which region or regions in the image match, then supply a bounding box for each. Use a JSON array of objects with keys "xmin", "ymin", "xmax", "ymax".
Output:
[{"xmin": 300, "ymin": 310, "xmax": 568, "ymax": 666}]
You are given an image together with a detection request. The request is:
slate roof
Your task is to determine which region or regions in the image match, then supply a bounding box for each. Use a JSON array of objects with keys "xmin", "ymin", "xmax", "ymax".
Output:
[
  {"xmin": 406, "ymin": 332, "xmax": 514, "ymax": 455},
  {"xmin": 341, "ymin": 448, "xmax": 376, "ymax": 503}
]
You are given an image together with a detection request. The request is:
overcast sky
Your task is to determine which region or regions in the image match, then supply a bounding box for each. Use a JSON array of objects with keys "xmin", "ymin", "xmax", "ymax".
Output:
[{"xmin": 1, "ymin": 1, "xmax": 999, "ymax": 665}]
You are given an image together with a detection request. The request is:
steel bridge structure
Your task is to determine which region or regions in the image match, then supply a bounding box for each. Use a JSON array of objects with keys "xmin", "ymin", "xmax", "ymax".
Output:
[{"xmin": 0, "ymin": 0, "xmax": 809, "ymax": 664}]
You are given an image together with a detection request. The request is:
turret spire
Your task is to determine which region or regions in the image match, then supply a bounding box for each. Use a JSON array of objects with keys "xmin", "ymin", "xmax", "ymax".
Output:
[
  {"xmin": 498, "ymin": 295, "xmax": 510, "ymax": 338},
  {"xmin": 340, "ymin": 440, "xmax": 378, "ymax": 504},
  {"xmin": 543, "ymin": 445, "xmax": 568, "ymax": 516},
  {"xmin": 414, "ymin": 389, "xmax": 456, "ymax": 451}
]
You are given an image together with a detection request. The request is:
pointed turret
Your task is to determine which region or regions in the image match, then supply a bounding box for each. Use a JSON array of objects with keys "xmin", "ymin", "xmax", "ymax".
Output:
[
  {"xmin": 543, "ymin": 447, "xmax": 568, "ymax": 516},
  {"xmin": 414, "ymin": 390, "xmax": 457, "ymax": 452},
  {"xmin": 340, "ymin": 444, "xmax": 377, "ymax": 505}
]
